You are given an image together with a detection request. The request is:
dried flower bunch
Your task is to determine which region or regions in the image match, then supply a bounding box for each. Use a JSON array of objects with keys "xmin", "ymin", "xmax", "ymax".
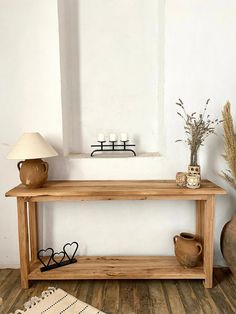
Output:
[
  {"xmin": 176, "ymin": 99, "xmax": 221, "ymax": 166},
  {"xmin": 221, "ymin": 101, "xmax": 236, "ymax": 188}
]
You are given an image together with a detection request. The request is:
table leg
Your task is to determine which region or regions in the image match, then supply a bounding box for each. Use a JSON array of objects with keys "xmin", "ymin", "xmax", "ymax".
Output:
[
  {"xmin": 29, "ymin": 202, "xmax": 38, "ymax": 262},
  {"xmin": 196, "ymin": 200, "xmax": 205, "ymax": 243},
  {"xmin": 17, "ymin": 197, "xmax": 29, "ymax": 289},
  {"xmin": 203, "ymin": 196, "xmax": 215, "ymax": 288}
]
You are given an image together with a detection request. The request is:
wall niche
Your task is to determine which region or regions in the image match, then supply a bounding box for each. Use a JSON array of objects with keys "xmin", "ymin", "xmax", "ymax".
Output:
[{"xmin": 58, "ymin": 0, "xmax": 165, "ymax": 157}]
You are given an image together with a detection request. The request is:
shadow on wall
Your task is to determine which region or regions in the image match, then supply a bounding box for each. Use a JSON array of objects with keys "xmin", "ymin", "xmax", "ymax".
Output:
[
  {"xmin": 38, "ymin": 154, "xmax": 73, "ymax": 249},
  {"xmin": 47, "ymin": 157, "xmax": 69, "ymax": 180},
  {"xmin": 201, "ymin": 118, "xmax": 224, "ymax": 178},
  {"xmin": 201, "ymin": 125, "xmax": 235, "ymax": 265},
  {"xmin": 58, "ymin": 0, "xmax": 82, "ymax": 155}
]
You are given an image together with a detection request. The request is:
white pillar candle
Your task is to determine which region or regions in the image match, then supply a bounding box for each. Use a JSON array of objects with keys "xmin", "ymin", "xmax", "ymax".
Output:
[
  {"xmin": 98, "ymin": 133, "xmax": 105, "ymax": 142},
  {"xmin": 120, "ymin": 133, "xmax": 128, "ymax": 141},
  {"xmin": 109, "ymin": 133, "xmax": 117, "ymax": 141}
]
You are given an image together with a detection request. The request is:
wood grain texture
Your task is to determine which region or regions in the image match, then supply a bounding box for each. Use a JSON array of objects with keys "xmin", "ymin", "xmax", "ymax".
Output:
[
  {"xmin": 148, "ymin": 280, "xmax": 169, "ymax": 314},
  {"xmin": 2, "ymin": 268, "xmax": 235, "ymax": 314},
  {"xmin": 175, "ymin": 280, "xmax": 204, "ymax": 314},
  {"xmin": 6, "ymin": 180, "xmax": 226, "ymax": 289},
  {"xmin": 119, "ymin": 280, "xmax": 135, "ymax": 314},
  {"xmin": 17, "ymin": 198, "xmax": 29, "ymax": 289},
  {"xmin": 6, "ymin": 180, "xmax": 226, "ymax": 200},
  {"xmin": 28, "ymin": 202, "xmax": 38, "ymax": 262},
  {"xmin": 190, "ymin": 280, "xmax": 220, "ymax": 313},
  {"xmin": 28, "ymin": 256, "xmax": 204, "ymax": 280},
  {"xmin": 214, "ymin": 268, "xmax": 236, "ymax": 309},
  {"xmin": 207, "ymin": 275, "xmax": 235, "ymax": 313},
  {"xmin": 196, "ymin": 200, "xmax": 205, "ymax": 243},
  {"xmin": 135, "ymin": 280, "xmax": 152, "ymax": 313},
  {"xmin": 0, "ymin": 270, "xmax": 22, "ymax": 313},
  {"xmin": 203, "ymin": 196, "xmax": 215, "ymax": 288},
  {"xmin": 162, "ymin": 280, "xmax": 186, "ymax": 313},
  {"xmin": 21, "ymin": 195, "xmax": 212, "ymax": 202},
  {"xmin": 103, "ymin": 280, "xmax": 119, "ymax": 314},
  {"xmin": 86, "ymin": 280, "xmax": 105, "ymax": 311}
]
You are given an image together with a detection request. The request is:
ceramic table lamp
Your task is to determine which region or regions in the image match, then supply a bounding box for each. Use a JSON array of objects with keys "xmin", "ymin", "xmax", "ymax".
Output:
[{"xmin": 7, "ymin": 132, "xmax": 58, "ymax": 188}]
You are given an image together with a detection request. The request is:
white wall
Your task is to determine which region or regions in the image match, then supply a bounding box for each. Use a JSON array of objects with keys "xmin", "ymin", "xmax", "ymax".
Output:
[
  {"xmin": 0, "ymin": 0, "xmax": 62, "ymax": 267},
  {"xmin": 58, "ymin": 0, "xmax": 165, "ymax": 154},
  {"xmin": 1, "ymin": 0, "xmax": 236, "ymax": 267}
]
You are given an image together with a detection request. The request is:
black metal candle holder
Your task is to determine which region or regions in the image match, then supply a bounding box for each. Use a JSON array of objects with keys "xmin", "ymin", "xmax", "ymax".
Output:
[
  {"xmin": 91, "ymin": 140, "xmax": 136, "ymax": 157},
  {"xmin": 37, "ymin": 241, "xmax": 79, "ymax": 272}
]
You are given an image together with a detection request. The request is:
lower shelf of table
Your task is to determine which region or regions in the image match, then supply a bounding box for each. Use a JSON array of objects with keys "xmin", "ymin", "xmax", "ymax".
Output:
[{"xmin": 29, "ymin": 256, "xmax": 205, "ymax": 280}]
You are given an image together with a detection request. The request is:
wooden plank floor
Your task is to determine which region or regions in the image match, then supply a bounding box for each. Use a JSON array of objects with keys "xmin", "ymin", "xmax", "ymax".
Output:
[{"xmin": 0, "ymin": 268, "xmax": 235, "ymax": 314}]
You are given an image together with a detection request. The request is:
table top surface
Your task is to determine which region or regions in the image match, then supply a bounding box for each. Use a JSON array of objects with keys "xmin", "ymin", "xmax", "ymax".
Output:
[{"xmin": 5, "ymin": 180, "xmax": 226, "ymax": 198}]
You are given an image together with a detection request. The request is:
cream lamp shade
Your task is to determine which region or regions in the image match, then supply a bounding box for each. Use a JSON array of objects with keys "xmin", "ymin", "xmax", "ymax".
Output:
[
  {"xmin": 7, "ymin": 132, "xmax": 58, "ymax": 159},
  {"xmin": 7, "ymin": 133, "xmax": 58, "ymax": 188}
]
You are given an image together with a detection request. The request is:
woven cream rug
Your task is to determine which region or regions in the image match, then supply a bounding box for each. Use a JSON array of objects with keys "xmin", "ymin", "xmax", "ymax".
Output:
[{"xmin": 10, "ymin": 287, "xmax": 105, "ymax": 314}]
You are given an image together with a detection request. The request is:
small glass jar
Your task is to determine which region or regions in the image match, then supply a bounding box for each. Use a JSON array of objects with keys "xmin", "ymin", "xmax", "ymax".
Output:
[
  {"xmin": 186, "ymin": 174, "xmax": 201, "ymax": 189},
  {"xmin": 176, "ymin": 172, "xmax": 187, "ymax": 187}
]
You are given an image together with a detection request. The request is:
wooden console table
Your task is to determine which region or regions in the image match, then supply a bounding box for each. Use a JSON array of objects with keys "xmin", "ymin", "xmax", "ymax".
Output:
[{"xmin": 6, "ymin": 180, "xmax": 226, "ymax": 289}]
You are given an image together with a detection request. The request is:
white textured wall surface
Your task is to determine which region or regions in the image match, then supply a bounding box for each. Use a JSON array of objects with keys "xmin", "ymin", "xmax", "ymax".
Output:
[
  {"xmin": 58, "ymin": 0, "xmax": 165, "ymax": 154},
  {"xmin": 0, "ymin": 0, "xmax": 236, "ymax": 267}
]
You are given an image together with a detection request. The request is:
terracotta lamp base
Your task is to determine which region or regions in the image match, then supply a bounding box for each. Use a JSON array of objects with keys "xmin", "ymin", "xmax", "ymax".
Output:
[{"xmin": 17, "ymin": 159, "xmax": 49, "ymax": 188}]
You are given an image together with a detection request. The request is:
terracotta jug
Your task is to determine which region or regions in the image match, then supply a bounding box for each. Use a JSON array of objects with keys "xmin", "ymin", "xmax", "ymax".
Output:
[
  {"xmin": 221, "ymin": 212, "xmax": 236, "ymax": 277},
  {"xmin": 173, "ymin": 232, "xmax": 202, "ymax": 268},
  {"xmin": 17, "ymin": 159, "xmax": 48, "ymax": 188}
]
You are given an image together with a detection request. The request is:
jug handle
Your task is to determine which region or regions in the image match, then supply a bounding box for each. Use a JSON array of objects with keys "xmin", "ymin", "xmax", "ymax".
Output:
[
  {"xmin": 17, "ymin": 161, "xmax": 23, "ymax": 172},
  {"xmin": 173, "ymin": 235, "xmax": 179, "ymax": 245},
  {"xmin": 42, "ymin": 161, "xmax": 48, "ymax": 173},
  {"xmin": 196, "ymin": 243, "xmax": 202, "ymax": 255}
]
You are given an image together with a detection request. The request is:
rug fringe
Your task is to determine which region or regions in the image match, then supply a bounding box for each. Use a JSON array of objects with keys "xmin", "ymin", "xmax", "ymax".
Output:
[{"xmin": 10, "ymin": 287, "xmax": 57, "ymax": 314}]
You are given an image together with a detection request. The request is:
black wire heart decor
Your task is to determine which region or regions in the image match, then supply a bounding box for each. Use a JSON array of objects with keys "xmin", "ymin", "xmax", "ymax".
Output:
[{"xmin": 37, "ymin": 241, "xmax": 79, "ymax": 272}]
